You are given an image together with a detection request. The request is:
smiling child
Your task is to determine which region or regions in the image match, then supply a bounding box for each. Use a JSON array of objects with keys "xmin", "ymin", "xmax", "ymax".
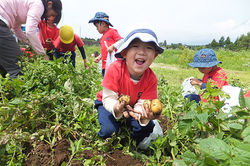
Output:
[{"xmin": 94, "ymin": 28, "xmax": 164, "ymax": 146}]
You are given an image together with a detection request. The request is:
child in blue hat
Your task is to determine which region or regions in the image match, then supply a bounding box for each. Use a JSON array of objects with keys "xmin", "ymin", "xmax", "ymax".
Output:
[
  {"xmin": 185, "ymin": 48, "xmax": 228, "ymax": 103},
  {"xmin": 94, "ymin": 28, "xmax": 164, "ymax": 147},
  {"xmin": 89, "ymin": 12, "xmax": 123, "ymax": 76}
]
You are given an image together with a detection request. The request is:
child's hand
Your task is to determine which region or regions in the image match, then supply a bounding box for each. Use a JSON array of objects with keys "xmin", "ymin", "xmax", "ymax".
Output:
[
  {"xmin": 190, "ymin": 78, "xmax": 203, "ymax": 87},
  {"xmin": 94, "ymin": 55, "xmax": 101, "ymax": 63},
  {"xmin": 141, "ymin": 102, "xmax": 161, "ymax": 121},
  {"xmin": 46, "ymin": 38, "xmax": 52, "ymax": 45},
  {"xmin": 113, "ymin": 100, "xmax": 141, "ymax": 120},
  {"xmin": 107, "ymin": 45, "xmax": 115, "ymax": 54}
]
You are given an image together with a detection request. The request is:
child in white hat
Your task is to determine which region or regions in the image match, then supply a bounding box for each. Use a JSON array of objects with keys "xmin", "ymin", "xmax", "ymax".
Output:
[{"xmin": 95, "ymin": 28, "xmax": 164, "ymax": 147}]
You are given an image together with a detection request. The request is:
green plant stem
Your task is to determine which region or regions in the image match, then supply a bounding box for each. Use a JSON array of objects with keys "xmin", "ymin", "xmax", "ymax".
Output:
[{"xmin": 171, "ymin": 147, "xmax": 175, "ymax": 160}]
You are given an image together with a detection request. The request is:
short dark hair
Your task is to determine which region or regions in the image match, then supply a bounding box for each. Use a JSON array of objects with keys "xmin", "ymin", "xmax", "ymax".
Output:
[{"xmin": 41, "ymin": 0, "xmax": 62, "ymax": 24}]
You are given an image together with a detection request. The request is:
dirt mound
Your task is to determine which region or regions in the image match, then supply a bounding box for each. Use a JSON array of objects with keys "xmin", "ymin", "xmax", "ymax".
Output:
[
  {"xmin": 26, "ymin": 140, "xmax": 144, "ymax": 166},
  {"xmin": 26, "ymin": 139, "xmax": 70, "ymax": 166},
  {"xmin": 104, "ymin": 149, "xmax": 143, "ymax": 166}
]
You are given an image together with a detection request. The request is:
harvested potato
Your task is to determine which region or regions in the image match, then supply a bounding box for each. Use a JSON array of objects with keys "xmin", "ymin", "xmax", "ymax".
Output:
[
  {"xmin": 151, "ymin": 99, "xmax": 162, "ymax": 115},
  {"xmin": 119, "ymin": 95, "xmax": 131, "ymax": 105},
  {"xmin": 143, "ymin": 99, "xmax": 162, "ymax": 115}
]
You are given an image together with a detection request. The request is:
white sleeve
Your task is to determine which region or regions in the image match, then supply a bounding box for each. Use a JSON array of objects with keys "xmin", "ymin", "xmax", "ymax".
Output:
[
  {"xmin": 113, "ymin": 39, "xmax": 124, "ymax": 49},
  {"xmin": 134, "ymin": 99, "xmax": 150, "ymax": 126},
  {"xmin": 102, "ymin": 87, "xmax": 123, "ymax": 119}
]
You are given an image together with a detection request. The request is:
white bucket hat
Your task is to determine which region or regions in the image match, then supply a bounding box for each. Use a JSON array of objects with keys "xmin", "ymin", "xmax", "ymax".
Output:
[{"xmin": 115, "ymin": 29, "xmax": 164, "ymax": 58}]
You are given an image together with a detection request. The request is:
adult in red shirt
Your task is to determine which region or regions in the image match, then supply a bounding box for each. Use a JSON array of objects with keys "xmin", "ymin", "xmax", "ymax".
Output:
[
  {"xmin": 89, "ymin": 12, "xmax": 122, "ymax": 76},
  {"xmin": 38, "ymin": 11, "xmax": 59, "ymax": 60},
  {"xmin": 53, "ymin": 25, "xmax": 88, "ymax": 68},
  {"xmin": 95, "ymin": 29, "xmax": 164, "ymax": 147},
  {"xmin": 185, "ymin": 48, "xmax": 228, "ymax": 103}
]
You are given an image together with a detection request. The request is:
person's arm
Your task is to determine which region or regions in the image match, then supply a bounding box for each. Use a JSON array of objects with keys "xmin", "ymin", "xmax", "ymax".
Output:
[
  {"xmin": 24, "ymin": 5, "xmax": 45, "ymax": 55},
  {"xmin": 102, "ymin": 87, "xmax": 123, "ymax": 119},
  {"xmin": 200, "ymin": 83, "xmax": 207, "ymax": 89},
  {"xmin": 107, "ymin": 39, "xmax": 123, "ymax": 53},
  {"xmin": 12, "ymin": 25, "xmax": 29, "ymax": 44},
  {"xmin": 78, "ymin": 46, "xmax": 88, "ymax": 68}
]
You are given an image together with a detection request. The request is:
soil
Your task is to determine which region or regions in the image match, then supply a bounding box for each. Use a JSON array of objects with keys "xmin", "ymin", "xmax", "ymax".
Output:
[{"xmin": 26, "ymin": 116, "xmax": 170, "ymax": 166}]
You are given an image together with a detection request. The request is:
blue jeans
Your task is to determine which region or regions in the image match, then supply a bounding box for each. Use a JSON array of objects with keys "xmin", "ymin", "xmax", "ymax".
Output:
[
  {"xmin": 54, "ymin": 51, "xmax": 76, "ymax": 68},
  {"xmin": 184, "ymin": 94, "xmax": 201, "ymax": 103},
  {"xmin": 95, "ymin": 100, "xmax": 155, "ymax": 145}
]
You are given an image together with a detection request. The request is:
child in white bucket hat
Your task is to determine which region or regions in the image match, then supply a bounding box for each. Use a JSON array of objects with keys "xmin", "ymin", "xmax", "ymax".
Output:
[{"xmin": 94, "ymin": 28, "xmax": 164, "ymax": 147}]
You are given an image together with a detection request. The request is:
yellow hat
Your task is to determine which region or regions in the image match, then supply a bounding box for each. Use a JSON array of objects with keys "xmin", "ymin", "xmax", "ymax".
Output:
[{"xmin": 59, "ymin": 25, "xmax": 74, "ymax": 44}]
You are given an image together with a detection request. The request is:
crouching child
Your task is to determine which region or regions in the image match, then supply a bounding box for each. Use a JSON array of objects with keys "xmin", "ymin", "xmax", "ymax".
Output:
[{"xmin": 95, "ymin": 29, "xmax": 164, "ymax": 148}]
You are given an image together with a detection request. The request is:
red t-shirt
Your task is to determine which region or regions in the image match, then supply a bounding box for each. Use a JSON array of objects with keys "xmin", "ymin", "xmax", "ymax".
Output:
[
  {"xmin": 100, "ymin": 28, "xmax": 122, "ymax": 69},
  {"xmin": 38, "ymin": 20, "xmax": 59, "ymax": 51},
  {"xmin": 54, "ymin": 34, "xmax": 84, "ymax": 53},
  {"xmin": 97, "ymin": 60, "xmax": 158, "ymax": 106},
  {"xmin": 202, "ymin": 67, "xmax": 228, "ymax": 88},
  {"xmin": 201, "ymin": 67, "xmax": 228, "ymax": 102}
]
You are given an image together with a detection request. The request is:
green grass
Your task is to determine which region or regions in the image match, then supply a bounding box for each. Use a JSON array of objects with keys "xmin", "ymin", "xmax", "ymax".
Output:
[{"xmin": 76, "ymin": 46, "xmax": 250, "ymax": 90}]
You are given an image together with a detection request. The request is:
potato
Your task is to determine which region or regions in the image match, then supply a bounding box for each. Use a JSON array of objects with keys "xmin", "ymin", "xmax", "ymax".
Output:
[
  {"xmin": 144, "ymin": 99, "xmax": 162, "ymax": 115},
  {"xmin": 119, "ymin": 95, "xmax": 131, "ymax": 105},
  {"xmin": 151, "ymin": 99, "xmax": 162, "ymax": 115}
]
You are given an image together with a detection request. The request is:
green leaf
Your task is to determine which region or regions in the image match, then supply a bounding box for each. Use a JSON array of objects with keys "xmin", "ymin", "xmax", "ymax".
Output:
[
  {"xmin": 173, "ymin": 160, "xmax": 187, "ymax": 166},
  {"xmin": 242, "ymin": 126, "xmax": 250, "ymax": 138},
  {"xmin": 245, "ymin": 97, "xmax": 250, "ymax": 109},
  {"xmin": 180, "ymin": 111, "xmax": 197, "ymax": 120},
  {"xmin": 156, "ymin": 148, "xmax": 162, "ymax": 161},
  {"xmin": 199, "ymin": 138, "xmax": 231, "ymax": 160},
  {"xmin": 64, "ymin": 78, "xmax": 74, "ymax": 93},
  {"xmin": 178, "ymin": 120, "xmax": 193, "ymax": 134},
  {"xmin": 243, "ymin": 135, "xmax": 250, "ymax": 143},
  {"xmin": 9, "ymin": 98, "xmax": 23, "ymax": 105},
  {"xmin": 204, "ymin": 156, "xmax": 219, "ymax": 166},
  {"xmin": 196, "ymin": 112, "xmax": 208, "ymax": 124},
  {"xmin": 230, "ymin": 143, "xmax": 250, "ymax": 165},
  {"xmin": 239, "ymin": 89, "xmax": 246, "ymax": 108},
  {"xmin": 182, "ymin": 150, "xmax": 197, "ymax": 165},
  {"xmin": 228, "ymin": 123, "xmax": 243, "ymax": 130}
]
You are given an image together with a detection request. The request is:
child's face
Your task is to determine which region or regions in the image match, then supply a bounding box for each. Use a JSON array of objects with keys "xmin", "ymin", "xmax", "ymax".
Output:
[
  {"xmin": 46, "ymin": 9, "xmax": 57, "ymax": 25},
  {"xmin": 198, "ymin": 67, "xmax": 213, "ymax": 74},
  {"xmin": 123, "ymin": 39, "xmax": 157, "ymax": 79},
  {"xmin": 94, "ymin": 22, "xmax": 106, "ymax": 34}
]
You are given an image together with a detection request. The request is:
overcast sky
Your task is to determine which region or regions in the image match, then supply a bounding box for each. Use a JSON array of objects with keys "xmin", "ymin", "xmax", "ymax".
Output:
[{"xmin": 58, "ymin": 0, "xmax": 250, "ymax": 45}]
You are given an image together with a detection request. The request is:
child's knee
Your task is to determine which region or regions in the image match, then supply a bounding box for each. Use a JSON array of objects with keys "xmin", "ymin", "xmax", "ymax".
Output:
[{"xmin": 98, "ymin": 125, "xmax": 118, "ymax": 138}]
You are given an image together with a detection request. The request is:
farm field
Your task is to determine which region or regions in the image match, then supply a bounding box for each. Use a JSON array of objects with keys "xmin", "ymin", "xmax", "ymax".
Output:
[{"xmin": 0, "ymin": 47, "xmax": 249, "ymax": 165}]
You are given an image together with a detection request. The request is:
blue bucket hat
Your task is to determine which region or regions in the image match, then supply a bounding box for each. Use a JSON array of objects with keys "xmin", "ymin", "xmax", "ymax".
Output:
[
  {"xmin": 115, "ymin": 29, "xmax": 164, "ymax": 58},
  {"xmin": 88, "ymin": 12, "xmax": 113, "ymax": 27},
  {"xmin": 188, "ymin": 48, "xmax": 221, "ymax": 68}
]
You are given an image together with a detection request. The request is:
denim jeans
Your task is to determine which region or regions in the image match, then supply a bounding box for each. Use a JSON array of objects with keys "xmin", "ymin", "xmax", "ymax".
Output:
[
  {"xmin": 184, "ymin": 94, "xmax": 201, "ymax": 103},
  {"xmin": 54, "ymin": 51, "xmax": 76, "ymax": 68},
  {"xmin": 95, "ymin": 99, "xmax": 155, "ymax": 144}
]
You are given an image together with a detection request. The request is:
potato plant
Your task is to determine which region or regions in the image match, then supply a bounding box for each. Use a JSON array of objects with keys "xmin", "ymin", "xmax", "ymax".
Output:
[{"xmin": 0, "ymin": 48, "xmax": 249, "ymax": 165}]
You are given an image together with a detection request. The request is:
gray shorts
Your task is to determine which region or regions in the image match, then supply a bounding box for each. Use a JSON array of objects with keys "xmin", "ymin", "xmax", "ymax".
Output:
[{"xmin": 0, "ymin": 19, "xmax": 21, "ymax": 78}]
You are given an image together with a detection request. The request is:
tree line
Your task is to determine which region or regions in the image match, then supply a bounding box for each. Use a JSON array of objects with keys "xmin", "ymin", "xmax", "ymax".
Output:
[
  {"xmin": 158, "ymin": 32, "xmax": 250, "ymax": 51},
  {"xmin": 82, "ymin": 32, "xmax": 250, "ymax": 51}
]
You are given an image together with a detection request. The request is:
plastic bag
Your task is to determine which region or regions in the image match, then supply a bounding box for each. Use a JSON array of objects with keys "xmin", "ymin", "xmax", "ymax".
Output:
[
  {"xmin": 220, "ymin": 85, "xmax": 242, "ymax": 113},
  {"xmin": 105, "ymin": 51, "xmax": 116, "ymax": 71},
  {"xmin": 182, "ymin": 77, "xmax": 198, "ymax": 97},
  {"xmin": 138, "ymin": 120, "xmax": 163, "ymax": 150},
  {"xmin": 104, "ymin": 41, "xmax": 117, "ymax": 71}
]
